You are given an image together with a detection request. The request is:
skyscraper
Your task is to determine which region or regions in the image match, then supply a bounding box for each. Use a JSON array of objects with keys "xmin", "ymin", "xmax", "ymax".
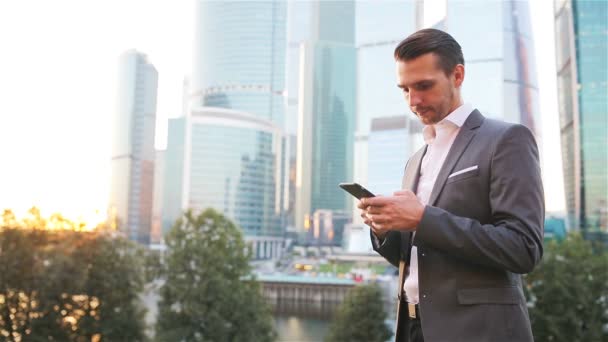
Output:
[
  {"xmin": 352, "ymin": 1, "xmax": 419, "ymax": 223},
  {"xmin": 554, "ymin": 0, "xmax": 608, "ymax": 231},
  {"xmin": 109, "ymin": 50, "xmax": 158, "ymax": 244},
  {"xmin": 367, "ymin": 116, "xmax": 423, "ymax": 196},
  {"xmin": 295, "ymin": 1, "xmax": 356, "ymax": 232},
  {"xmin": 443, "ymin": 0, "xmax": 540, "ymax": 137},
  {"xmin": 191, "ymin": 1, "xmax": 286, "ymax": 125},
  {"xmin": 161, "ymin": 1, "xmax": 288, "ymax": 258}
]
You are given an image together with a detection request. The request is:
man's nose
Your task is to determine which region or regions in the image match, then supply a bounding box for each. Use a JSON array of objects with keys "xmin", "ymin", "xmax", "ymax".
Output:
[{"xmin": 408, "ymin": 91, "xmax": 421, "ymax": 107}]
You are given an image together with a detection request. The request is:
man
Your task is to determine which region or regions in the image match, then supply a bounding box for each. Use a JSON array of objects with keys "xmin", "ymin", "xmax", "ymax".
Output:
[{"xmin": 358, "ymin": 29, "xmax": 544, "ymax": 342}]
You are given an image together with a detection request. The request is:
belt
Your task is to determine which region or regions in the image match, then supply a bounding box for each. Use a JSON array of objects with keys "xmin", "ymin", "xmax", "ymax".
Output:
[{"xmin": 407, "ymin": 303, "xmax": 420, "ymax": 320}]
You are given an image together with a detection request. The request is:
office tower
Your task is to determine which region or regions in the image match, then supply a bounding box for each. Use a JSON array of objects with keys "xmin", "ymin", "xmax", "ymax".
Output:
[
  {"xmin": 162, "ymin": 1, "xmax": 288, "ymax": 258},
  {"xmin": 150, "ymin": 149, "xmax": 165, "ymax": 244},
  {"xmin": 355, "ymin": 2, "xmax": 419, "ymax": 136},
  {"xmin": 284, "ymin": 1, "xmax": 314, "ymax": 230},
  {"xmin": 295, "ymin": 1, "xmax": 356, "ymax": 232},
  {"xmin": 109, "ymin": 50, "xmax": 158, "ymax": 244},
  {"xmin": 554, "ymin": 0, "xmax": 608, "ymax": 231},
  {"xmin": 191, "ymin": 1, "xmax": 286, "ymax": 125},
  {"xmin": 442, "ymin": 0, "xmax": 540, "ymax": 136},
  {"xmin": 352, "ymin": 1, "xmax": 420, "ymax": 223},
  {"xmin": 367, "ymin": 116, "xmax": 423, "ymax": 196},
  {"xmin": 307, "ymin": 209, "xmax": 350, "ymax": 247}
]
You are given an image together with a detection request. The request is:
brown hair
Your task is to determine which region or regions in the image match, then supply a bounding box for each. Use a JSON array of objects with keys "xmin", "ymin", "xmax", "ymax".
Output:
[{"xmin": 394, "ymin": 28, "xmax": 464, "ymax": 76}]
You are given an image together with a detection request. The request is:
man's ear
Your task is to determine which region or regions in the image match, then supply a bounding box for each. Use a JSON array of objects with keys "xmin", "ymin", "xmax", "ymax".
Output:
[{"xmin": 452, "ymin": 64, "xmax": 465, "ymax": 88}]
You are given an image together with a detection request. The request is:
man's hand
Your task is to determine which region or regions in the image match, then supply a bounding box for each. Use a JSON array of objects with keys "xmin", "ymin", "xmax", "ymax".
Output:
[
  {"xmin": 357, "ymin": 190, "xmax": 425, "ymax": 235},
  {"xmin": 357, "ymin": 199, "xmax": 388, "ymax": 238}
]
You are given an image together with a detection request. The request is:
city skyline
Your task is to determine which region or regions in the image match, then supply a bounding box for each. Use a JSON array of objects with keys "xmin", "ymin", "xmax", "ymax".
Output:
[{"xmin": 0, "ymin": 0, "xmax": 568, "ymax": 224}]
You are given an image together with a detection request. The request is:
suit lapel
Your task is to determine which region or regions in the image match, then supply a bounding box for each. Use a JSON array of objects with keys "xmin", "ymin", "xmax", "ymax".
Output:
[
  {"xmin": 402, "ymin": 145, "xmax": 426, "ymax": 192},
  {"xmin": 399, "ymin": 145, "xmax": 427, "ymax": 262},
  {"xmin": 428, "ymin": 110, "xmax": 484, "ymax": 206}
]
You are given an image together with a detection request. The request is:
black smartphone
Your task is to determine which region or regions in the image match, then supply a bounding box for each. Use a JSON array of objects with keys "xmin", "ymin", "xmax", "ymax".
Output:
[{"xmin": 339, "ymin": 182, "xmax": 375, "ymax": 200}]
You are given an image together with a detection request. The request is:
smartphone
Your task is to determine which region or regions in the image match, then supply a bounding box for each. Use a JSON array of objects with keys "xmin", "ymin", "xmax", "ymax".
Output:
[{"xmin": 339, "ymin": 182, "xmax": 375, "ymax": 200}]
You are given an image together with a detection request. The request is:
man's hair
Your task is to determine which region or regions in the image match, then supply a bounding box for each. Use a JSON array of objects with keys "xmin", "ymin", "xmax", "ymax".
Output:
[{"xmin": 394, "ymin": 28, "xmax": 464, "ymax": 76}]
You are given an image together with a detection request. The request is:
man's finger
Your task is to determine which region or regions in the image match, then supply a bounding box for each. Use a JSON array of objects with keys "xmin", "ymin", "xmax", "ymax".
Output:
[
  {"xmin": 371, "ymin": 214, "xmax": 386, "ymax": 224},
  {"xmin": 361, "ymin": 196, "xmax": 387, "ymax": 207},
  {"xmin": 366, "ymin": 207, "xmax": 383, "ymax": 215},
  {"xmin": 393, "ymin": 190, "xmax": 411, "ymax": 196}
]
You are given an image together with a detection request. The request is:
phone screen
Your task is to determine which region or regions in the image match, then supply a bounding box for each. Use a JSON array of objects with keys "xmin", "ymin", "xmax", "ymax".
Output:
[{"xmin": 339, "ymin": 183, "xmax": 375, "ymax": 200}]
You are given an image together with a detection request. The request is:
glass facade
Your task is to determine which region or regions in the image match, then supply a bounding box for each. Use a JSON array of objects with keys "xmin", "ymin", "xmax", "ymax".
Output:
[
  {"xmin": 192, "ymin": 1, "xmax": 286, "ymax": 126},
  {"xmin": 367, "ymin": 117, "xmax": 424, "ymax": 196},
  {"xmin": 355, "ymin": 1, "xmax": 418, "ymax": 135},
  {"xmin": 166, "ymin": 1, "xmax": 288, "ymax": 240},
  {"xmin": 310, "ymin": 42, "xmax": 356, "ymax": 214},
  {"xmin": 109, "ymin": 50, "xmax": 157, "ymax": 244},
  {"xmin": 555, "ymin": 0, "xmax": 608, "ymax": 231},
  {"xmin": 295, "ymin": 1, "xmax": 357, "ymax": 231},
  {"xmin": 446, "ymin": 0, "xmax": 540, "ymax": 137},
  {"xmin": 161, "ymin": 117, "xmax": 185, "ymax": 235},
  {"xmin": 188, "ymin": 119, "xmax": 281, "ymax": 236},
  {"xmin": 163, "ymin": 109, "xmax": 284, "ymax": 238}
]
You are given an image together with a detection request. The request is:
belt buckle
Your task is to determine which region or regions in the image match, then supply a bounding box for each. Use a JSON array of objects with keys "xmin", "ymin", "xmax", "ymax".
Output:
[{"xmin": 408, "ymin": 303, "xmax": 416, "ymax": 319}]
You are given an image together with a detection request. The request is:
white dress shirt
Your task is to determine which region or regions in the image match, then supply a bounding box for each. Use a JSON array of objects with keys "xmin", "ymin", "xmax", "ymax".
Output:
[{"xmin": 403, "ymin": 103, "xmax": 473, "ymax": 304}]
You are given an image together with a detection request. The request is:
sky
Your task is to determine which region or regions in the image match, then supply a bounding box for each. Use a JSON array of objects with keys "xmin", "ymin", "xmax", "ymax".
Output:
[{"xmin": 0, "ymin": 0, "xmax": 565, "ymax": 223}]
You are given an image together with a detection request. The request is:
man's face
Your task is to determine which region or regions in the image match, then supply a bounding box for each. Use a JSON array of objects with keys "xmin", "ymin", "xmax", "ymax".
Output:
[{"xmin": 396, "ymin": 53, "xmax": 463, "ymax": 125}]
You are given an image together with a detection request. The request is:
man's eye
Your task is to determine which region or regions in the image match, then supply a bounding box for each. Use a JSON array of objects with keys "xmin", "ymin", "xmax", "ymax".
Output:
[
  {"xmin": 417, "ymin": 83, "xmax": 431, "ymax": 90},
  {"xmin": 402, "ymin": 88, "xmax": 409, "ymax": 93}
]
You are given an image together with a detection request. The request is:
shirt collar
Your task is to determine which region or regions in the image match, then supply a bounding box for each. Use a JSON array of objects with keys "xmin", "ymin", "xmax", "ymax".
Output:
[{"xmin": 422, "ymin": 103, "xmax": 473, "ymax": 144}]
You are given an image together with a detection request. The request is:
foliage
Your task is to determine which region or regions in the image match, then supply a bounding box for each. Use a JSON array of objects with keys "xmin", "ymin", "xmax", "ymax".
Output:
[
  {"xmin": 325, "ymin": 283, "xmax": 392, "ymax": 342},
  {"xmin": 0, "ymin": 208, "xmax": 147, "ymax": 341},
  {"xmin": 156, "ymin": 208, "xmax": 276, "ymax": 342},
  {"xmin": 525, "ymin": 232, "xmax": 608, "ymax": 342}
]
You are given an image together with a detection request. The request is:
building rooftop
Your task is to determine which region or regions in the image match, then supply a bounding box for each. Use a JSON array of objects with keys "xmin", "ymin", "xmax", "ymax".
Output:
[{"xmin": 257, "ymin": 274, "xmax": 355, "ymax": 285}]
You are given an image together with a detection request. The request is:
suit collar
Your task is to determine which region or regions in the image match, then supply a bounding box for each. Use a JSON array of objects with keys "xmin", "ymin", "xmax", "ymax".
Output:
[{"xmin": 427, "ymin": 109, "xmax": 485, "ymax": 206}]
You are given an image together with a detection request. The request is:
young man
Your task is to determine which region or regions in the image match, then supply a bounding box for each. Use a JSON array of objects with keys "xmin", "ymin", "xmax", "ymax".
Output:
[{"xmin": 358, "ymin": 29, "xmax": 544, "ymax": 342}]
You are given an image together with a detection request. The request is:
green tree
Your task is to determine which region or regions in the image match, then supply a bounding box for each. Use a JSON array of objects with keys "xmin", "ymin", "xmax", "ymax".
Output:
[
  {"xmin": 0, "ymin": 214, "xmax": 147, "ymax": 341},
  {"xmin": 156, "ymin": 208, "xmax": 276, "ymax": 342},
  {"xmin": 325, "ymin": 284, "xmax": 392, "ymax": 342},
  {"xmin": 525, "ymin": 232, "xmax": 608, "ymax": 342}
]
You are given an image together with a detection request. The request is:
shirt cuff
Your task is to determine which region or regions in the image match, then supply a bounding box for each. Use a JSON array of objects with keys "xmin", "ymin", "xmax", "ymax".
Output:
[{"xmin": 372, "ymin": 232, "xmax": 385, "ymax": 248}]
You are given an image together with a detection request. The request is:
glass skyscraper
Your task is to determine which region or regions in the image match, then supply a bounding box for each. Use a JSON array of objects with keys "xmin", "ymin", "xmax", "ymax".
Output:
[
  {"xmin": 109, "ymin": 50, "xmax": 158, "ymax": 244},
  {"xmin": 355, "ymin": 1, "xmax": 419, "ymax": 136},
  {"xmin": 555, "ymin": 0, "xmax": 608, "ymax": 231},
  {"xmin": 295, "ymin": 1, "xmax": 356, "ymax": 232},
  {"xmin": 352, "ymin": 1, "xmax": 419, "ymax": 223},
  {"xmin": 367, "ymin": 116, "xmax": 423, "ymax": 196},
  {"xmin": 444, "ymin": 0, "xmax": 540, "ymax": 137},
  {"xmin": 191, "ymin": 1, "xmax": 286, "ymax": 126},
  {"xmin": 162, "ymin": 1, "xmax": 287, "ymax": 257}
]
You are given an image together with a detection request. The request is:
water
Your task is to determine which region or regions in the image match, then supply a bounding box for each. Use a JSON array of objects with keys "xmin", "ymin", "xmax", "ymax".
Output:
[
  {"xmin": 270, "ymin": 299, "xmax": 337, "ymax": 342},
  {"xmin": 273, "ymin": 315, "xmax": 330, "ymax": 342},
  {"xmin": 271, "ymin": 299, "xmax": 396, "ymax": 342}
]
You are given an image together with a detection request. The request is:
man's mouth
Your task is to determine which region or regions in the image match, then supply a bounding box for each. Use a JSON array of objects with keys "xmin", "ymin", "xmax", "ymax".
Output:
[{"xmin": 415, "ymin": 108, "xmax": 430, "ymax": 116}]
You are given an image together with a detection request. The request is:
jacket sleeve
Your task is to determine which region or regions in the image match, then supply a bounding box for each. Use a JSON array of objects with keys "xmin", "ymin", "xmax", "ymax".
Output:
[
  {"xmin": 414, "ymin": 124, "xmax": 544, "ymax": 274},
  {"xmin": 370, "ymin": 230, "xmax": 403, "ymax": 268}
]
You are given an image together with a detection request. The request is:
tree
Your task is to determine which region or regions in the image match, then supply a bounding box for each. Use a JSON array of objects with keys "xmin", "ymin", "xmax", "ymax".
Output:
[
  {"xmin": 525, "ymin": 232, "xmax": 608, "ymax": 342},
  {"xmin": 0, "ymin": 213, "xmax": 147, "ymax": 341},
  {"xmin": 325, "ymin": 284, "xmax": 392, "ymax": 342},
  {"xmin": 156, "ymin": 208, "xmax": 276, "ymax": 342}
]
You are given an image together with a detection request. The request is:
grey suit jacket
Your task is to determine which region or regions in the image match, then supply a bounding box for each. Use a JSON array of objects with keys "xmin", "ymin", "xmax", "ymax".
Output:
[{"xmin": 372, "ymin": 110, "xmax": 544, "ymax": 342}]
